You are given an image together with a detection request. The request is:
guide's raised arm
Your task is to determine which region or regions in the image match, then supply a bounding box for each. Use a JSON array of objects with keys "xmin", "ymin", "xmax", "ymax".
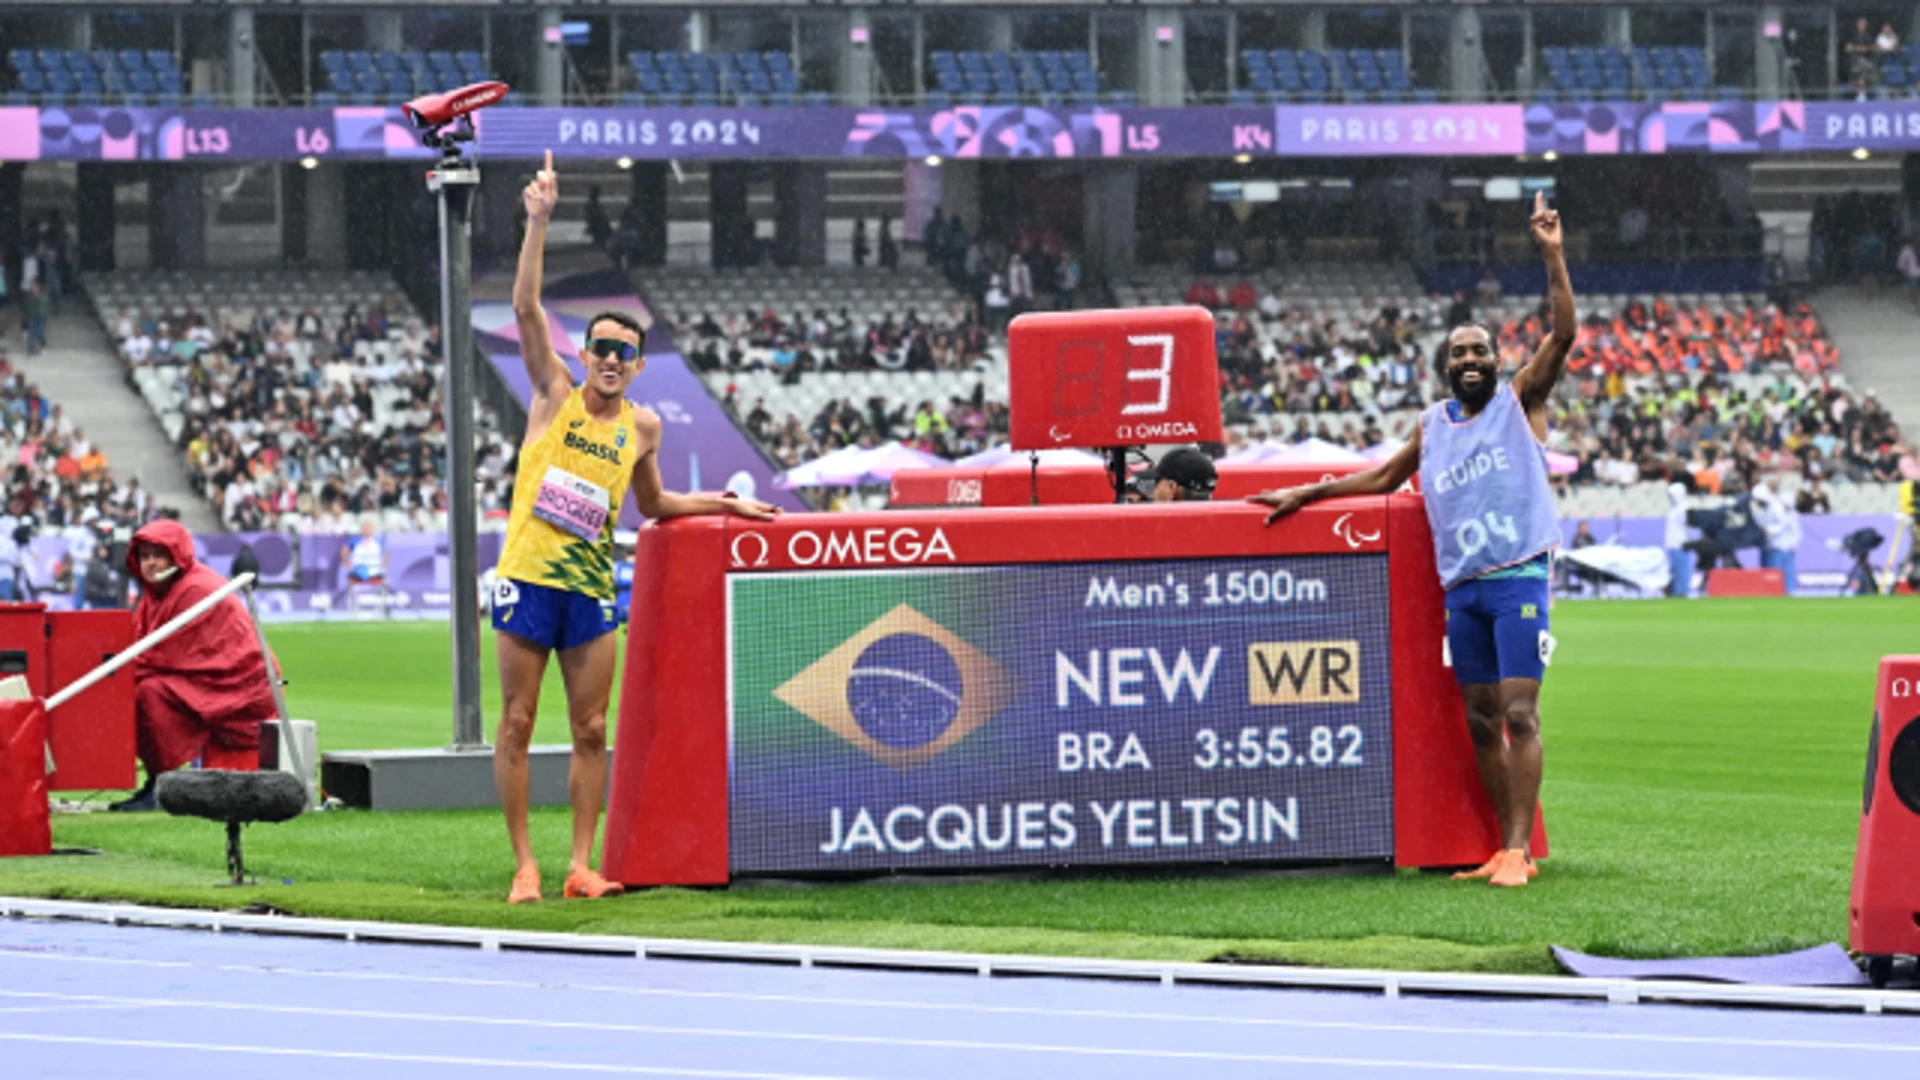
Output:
[{"xmin": 1513, "ymin": 191, "xmax": 1575, "ymax": 425}]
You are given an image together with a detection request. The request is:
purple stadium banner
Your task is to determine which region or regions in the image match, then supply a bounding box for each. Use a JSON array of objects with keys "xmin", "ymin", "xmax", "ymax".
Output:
[
  {"xmin": 9, "ymin": 100, "xmax": 1920, "ymax": 162},
  {"xmin": 18, "ymin": 530, "xmax": 504, "ymax": 618},
  {"xmin": 1272, "ymin": 105, "xmax": 1522, "ymax": 155},
  {"xmin": 14, "ymin": 510, "xmax": 1898, "ymax": 621}
]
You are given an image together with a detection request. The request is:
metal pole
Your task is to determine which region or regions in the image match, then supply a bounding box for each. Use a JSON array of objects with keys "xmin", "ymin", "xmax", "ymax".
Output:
[{"xmin": 430, "ymin": 162, "xmax": 486, "ymax": 751}]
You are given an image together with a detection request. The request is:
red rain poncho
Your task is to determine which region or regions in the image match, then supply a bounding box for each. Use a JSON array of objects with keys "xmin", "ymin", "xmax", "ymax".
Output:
[{"xmin": 127, "ymin": 520, "xmax": 279, "ymax": 774}]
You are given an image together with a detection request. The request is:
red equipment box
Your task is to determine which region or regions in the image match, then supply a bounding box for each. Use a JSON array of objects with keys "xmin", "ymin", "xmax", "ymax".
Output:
[
  {"xmin": 1705, "ymin": 568, "xmax": 1787, "ymax": 597},
  {"xmin": 45, "ymin": 610, "xmax": 136, "ymax": 791},
  {"xmin": 1008, "ymin": 307, "xmax": 1223, "ymax": 451},
  {"xmin": 0, "ymin": 699, "xmax": 51, "ymax": 856},
  {"xmin": 889, "ymin": 461, "xmax": 1391, "ymax": 510},
  {"xmin": 604, "ymin": 497, "xmax": 1544, "ymax": 886},
  {"xmin": 1851, "ymin": 655, "xmax": 1920, "ymax": 971}
]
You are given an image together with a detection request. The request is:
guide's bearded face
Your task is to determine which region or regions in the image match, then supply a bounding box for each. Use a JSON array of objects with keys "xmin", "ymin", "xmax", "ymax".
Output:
[{"xmin": 1447, "ymin": 328, "xmax": 1498, "ymax": 410}]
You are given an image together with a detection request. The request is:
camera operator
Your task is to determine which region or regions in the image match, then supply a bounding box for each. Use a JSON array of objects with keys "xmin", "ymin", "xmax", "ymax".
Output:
[{"xmin": 1129, "ymin": 448, "xmax": 1217, "ymax": 504}]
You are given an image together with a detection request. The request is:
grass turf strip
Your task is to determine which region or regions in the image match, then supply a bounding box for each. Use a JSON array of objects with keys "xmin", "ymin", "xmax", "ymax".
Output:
[{"xmin": 0, "ymin": 598, "xmax": 1899, "ymax": 975}]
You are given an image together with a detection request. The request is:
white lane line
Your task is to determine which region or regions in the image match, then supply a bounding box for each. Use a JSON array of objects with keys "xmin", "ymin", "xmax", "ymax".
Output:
[
  {"xmin": 0, "ymin": 1034, "xmax": 867, "ymax": 1079},
  {"xmin": 0, "ymin": 989, "xmax": 1840, "ymax": 1080},
  {"xmin": 2, "ymin": 950, "xmax": 1913, "ymax": 1055},
  {"xmin": 0, "ymin": 1002, "xmax": 166, "ymax": 1016}
]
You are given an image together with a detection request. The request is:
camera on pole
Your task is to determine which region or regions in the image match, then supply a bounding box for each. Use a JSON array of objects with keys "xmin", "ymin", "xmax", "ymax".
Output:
[{"xmin": 411, "ymin": 80, "xmax": 507, "ymax": 750}]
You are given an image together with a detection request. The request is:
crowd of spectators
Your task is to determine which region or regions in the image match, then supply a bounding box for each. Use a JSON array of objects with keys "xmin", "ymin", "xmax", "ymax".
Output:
[
  {"xmin": 1212, "ymin": 286, "xmax": 1914, "ymax": 499},
  {"xmin": 105, "ymin": 300, "xmax": 519, "ymax": 534},
  {"xmin": 731, "ymin": 391, "xmax": 1013, "ymax": 471},
  {"xmin": 0, "ymin": 349, "xmax": 156, "ymax": 604},
  {"xmin": 678, "ymin": 301, "xmax": 998, "ymax": 377}
]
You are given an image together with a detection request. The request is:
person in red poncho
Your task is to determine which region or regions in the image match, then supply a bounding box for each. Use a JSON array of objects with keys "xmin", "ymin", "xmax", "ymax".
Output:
[{"xmin": 107, "ymin": 519, "xmax": 280, "ymax": 812}]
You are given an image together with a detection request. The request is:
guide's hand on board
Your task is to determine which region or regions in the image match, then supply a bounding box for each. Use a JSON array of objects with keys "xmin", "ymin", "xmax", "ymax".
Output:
[
  {"xmin": 1246, "ymin": 488, "xmax": 1309, "ymax": 527},
  {"xmin": 721, "ymin": 493, "xmax": 780, "ymax": 522}
]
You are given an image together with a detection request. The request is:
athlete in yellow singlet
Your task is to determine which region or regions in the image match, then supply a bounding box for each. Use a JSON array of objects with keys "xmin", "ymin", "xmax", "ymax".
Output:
[{"xmin": 498, "ymin": 151, "xmax": 776, "ymax": 904}]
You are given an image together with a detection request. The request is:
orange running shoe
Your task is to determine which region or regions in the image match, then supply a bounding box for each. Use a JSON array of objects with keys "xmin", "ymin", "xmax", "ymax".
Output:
[
  {"xmin": 1489, "ymin": 849, "xmax": 1531, "ymax": 888},
  {"xmin": 1451, "ymin": 852, "xmax": 1505, "ymax": 880},
  {"xmin": 507, "ymin": 864, "xmax": 543, "ymax": 905},
  {"xmin": 564, "ymin": 867, "xmax": 626, "ymax": 899}
]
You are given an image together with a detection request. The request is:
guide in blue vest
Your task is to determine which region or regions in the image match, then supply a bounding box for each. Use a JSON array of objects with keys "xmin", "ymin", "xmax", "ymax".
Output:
[{"xmin": 1248, "ymin": 191, "xmax": 1573, "ymax": 888}]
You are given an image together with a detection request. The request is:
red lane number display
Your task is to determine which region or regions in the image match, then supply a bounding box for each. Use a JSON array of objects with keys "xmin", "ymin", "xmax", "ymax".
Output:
[{"xmin": 1008, "ymin": 306, "xmax": 1223, "ymax": 451}]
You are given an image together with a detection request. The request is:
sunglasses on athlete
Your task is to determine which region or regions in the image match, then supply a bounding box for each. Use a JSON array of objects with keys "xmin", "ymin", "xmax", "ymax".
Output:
[{"xmin": 584, "ymin": 337, "xmax": 641, "ymax": 363}]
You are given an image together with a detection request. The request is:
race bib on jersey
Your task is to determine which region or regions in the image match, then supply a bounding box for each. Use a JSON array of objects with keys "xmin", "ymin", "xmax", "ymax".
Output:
[{"xmin": 532, "ymin": 465, "xmax": 611, "ymax": 543}]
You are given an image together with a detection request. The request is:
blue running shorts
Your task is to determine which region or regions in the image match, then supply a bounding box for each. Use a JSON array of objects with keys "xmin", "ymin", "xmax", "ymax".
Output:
[
  {"xmin": 490, "ymin": 577, "xmax": 617, "ymax": 652},
  {"xmin": 1444, "ymin": 573, "xmax": 1554, "ymax": 686}
]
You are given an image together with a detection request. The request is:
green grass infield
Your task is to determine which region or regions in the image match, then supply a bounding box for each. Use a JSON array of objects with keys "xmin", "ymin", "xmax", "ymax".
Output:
[{"xmin": 1, "ymin": 598, "xmax": 1901, "ymax": 976}]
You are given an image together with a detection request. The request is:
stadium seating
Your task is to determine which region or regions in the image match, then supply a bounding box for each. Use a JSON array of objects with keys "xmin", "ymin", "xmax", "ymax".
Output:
[
  {"xmin": 315, "ymin": 48, "xmax": 509, "ymax": 106},
  {"xmin": 1240, "ymin": 48, "xmax": 1425, "ymax": 105},
  {"xmin": 926, "ymin": 50, "xmax": 1123, "ymax": 107},
  {"xmin": 1540, "ymin": 44, "xmax": 1713, "ymax": 103},
  {"xmin": 4, "ymin": 46, "xmax": 188, "ymax": 107},
  {"xmin": 641, "ymin": 264, "xmax": 984, "ymax": 360},
  {"xmin": 625, "ymin": 51, "xmax": 807, "ymax": 107},
  {"xmin": 86, "ymin": 269, "xmax": 512, "ymax": 533}
]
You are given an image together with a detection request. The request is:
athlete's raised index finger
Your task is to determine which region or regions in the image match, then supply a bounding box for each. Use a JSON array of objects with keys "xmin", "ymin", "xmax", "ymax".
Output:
[
  {"xmin": 1534, "ymin": 190, "xmax": 1546, "ymax": 215},
  {"xmin": 544, "ymin": 149, "xmax": 553, "ymax": 174}
]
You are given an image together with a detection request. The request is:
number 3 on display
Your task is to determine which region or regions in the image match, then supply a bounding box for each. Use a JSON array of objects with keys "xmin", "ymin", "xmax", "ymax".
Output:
[{"xmin": 1121, "ymin": 334, "xmax": 1173, "ymax": 415}]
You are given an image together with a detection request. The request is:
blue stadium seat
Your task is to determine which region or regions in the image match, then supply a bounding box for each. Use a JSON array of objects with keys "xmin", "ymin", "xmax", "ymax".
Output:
[
  {"xmin": 1242, "ymin": 49, "xmax": 1270, "ymax": 76},
  {"xmin": 129, "ymin": 71, "xmax": 157, "ymax": 95},
  {"xmin": 45, "ymin": 69, "xmax": 73, "ymax": 94},
  {"xmin": 925, "ymin": 89, "xmax": 950, "ymax": 109},
  {"xmin": 158, "ymin": 71, "xmax": 184, "ymax": 95},
  {"xmin": 1229, "ymin": 89, "xmax": 1257, "ymax": 106},
  {"xmin": 690, "ymin": 92, "xmax": 717, "ymax": 107},
  {"xmin": 35, "ymin": 49, "xmax": 62, "ymax": 72},
  {"xmin": 3, "ymin": 91, "xmax": 26, "ymax": 107},
  {"xmin": 1246, "ymin": 68, "xmax": 1274, "ymax": 92},
  {"xmin": 930, "ymin": 50, "xmax": 955, "ymax": 70},
  {"xmin": 768, "ymin": 91, "xmax": 793, "ymax": 107},
  {"xmin": 1044, "ymin": 69, "xmax": 1072, "ymax": 93},
  {"xmin": 6, "ymin": 49, "xmax": 32, "ymax": 73},
  {"xmin": 1377, "ymin": 88, "xmax": 1405, "ymax": 103},
  {"xmin": 40, "ymin": 91, "xmax": 65, "ymax": 108},
  {"xmin": 91, "ymin": 50, "xmax": 115, "ymax": 74},
  {"xmin": 1072, "ymin": 71, "xmax": 1098, "ymax": 93},
  {"xmin": 1275, "ymin": 67, "xmax": 1303, "ymax": 93},
  {"xmin": 147, "ymin": 50, "xmax": 176, "ymax": 72},
  {"xmin": 1348, "ymin": 49, "xmax": 1377, "ymax": 70},
  {"xmin": 64, "ymin": 49, "xmax": 89, "ymax": 74},
  {"xmin": 117, "ymin": 50, "xmax": 144, "ymax": 72},
  {"xmin": 400, "ymin": 50, "xmax": 425, "ymax": 71},
  {"xmin": 455, "ymin": 51, "xmax": 483, "ymax": 71},
  {"xmin": 655, "ymin": 51, "xmax": 683, "ymax": 70},
  {"xmin": 312, "ymin": 91, "xmax": 337, "ymax": 107},
  {"xmin": 764, "ymin": 51, "xmax": 794, "ymax": 73},
  {"xmin": 1064, "ymin": 50, "xmax": 1091, "ymax": 72},
  {"xmin": 17, "ymin": 71, "xmax": 42, "ymax": 94},
  {"xmin": 1270, "ymin": 48, "xmax": 1298, "ymax": 70},
  {"xmin": 1717, "ymin": 85, "xmax": 1744, "ymax": 102},
  {"xmin": 155, "ymin": 91, "xmax": 180, "ymax": 107},
  {"xmin": 373, "ymin": 50, "xmax": 400, "ymax": 73},
  {"xmin": 1532, "ymin": 87, "xmax": 1560, "ymax": 105},
  {"xmin": 427, "ymin": 50, "xmax": 455, "ymax": 71}
]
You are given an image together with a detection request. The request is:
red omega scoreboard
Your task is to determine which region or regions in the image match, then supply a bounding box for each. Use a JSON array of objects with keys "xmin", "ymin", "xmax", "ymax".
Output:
[{"xmin": 602, "ymin": 305, "xmax": 1542, "ymax": 885}]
